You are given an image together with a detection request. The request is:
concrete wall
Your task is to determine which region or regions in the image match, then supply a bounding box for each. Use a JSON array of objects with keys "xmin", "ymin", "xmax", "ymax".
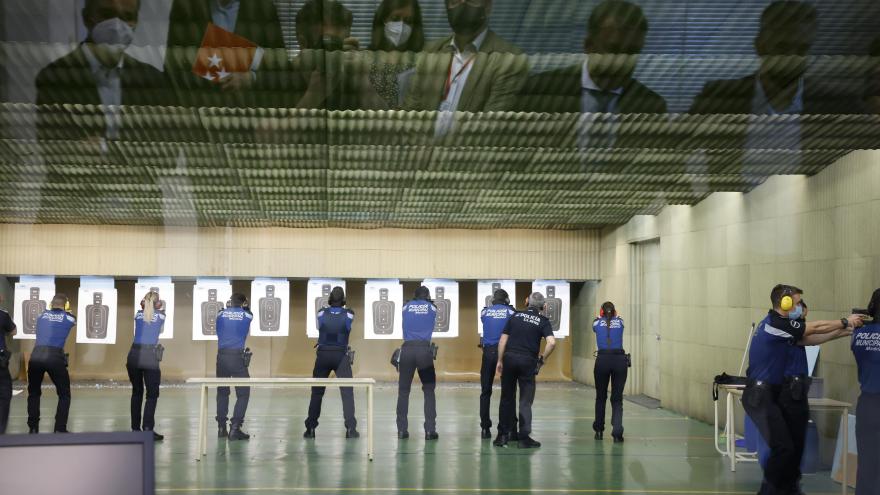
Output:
[{"xmin": 594, "ymin": 150, "xmax": 880, "ymax": 423}]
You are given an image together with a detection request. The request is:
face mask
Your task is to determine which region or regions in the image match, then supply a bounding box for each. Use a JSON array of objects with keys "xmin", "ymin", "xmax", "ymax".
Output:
[
  {"xmin": 447, "ymin": 4, "xmax": 487, "ymax": 37},
  {"xmin": 788, "ymin": 304, "xmax": 804, "ymax": 320},
  {"xmin": 90, "ymin": 17, "xmax": 134, "ymax": 60},
  {"xmin": 384, "ymin": 21, "xmax": 413, "ymax": 48},
  {"xmin": 321, "ymin": 34, "xmax": 345, "ymax": 52}
]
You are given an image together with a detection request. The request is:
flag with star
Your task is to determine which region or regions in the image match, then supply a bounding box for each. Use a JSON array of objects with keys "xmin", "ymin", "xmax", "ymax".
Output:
[{"xmin": 192, "ymin": 23, "xmax": 261, "ymax": 83}]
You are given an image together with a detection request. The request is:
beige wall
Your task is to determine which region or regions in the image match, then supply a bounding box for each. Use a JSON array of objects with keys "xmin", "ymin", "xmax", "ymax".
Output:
[
  {"xmin": 11, "ymin": 279, "xmax": 574, "ymax": 382},
  {"xmin": 594, "ymin": 149, "xmax": 880, "ymax": 424},
  {"xmin": 0, "ymin": 226, "xmax": 601, "ymax": 280}
]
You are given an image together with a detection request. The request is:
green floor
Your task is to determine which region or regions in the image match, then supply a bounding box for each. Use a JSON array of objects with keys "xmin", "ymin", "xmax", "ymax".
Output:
[{"xmin": 6, "ymin": 382, "xmax": 851, "ymax": 494}]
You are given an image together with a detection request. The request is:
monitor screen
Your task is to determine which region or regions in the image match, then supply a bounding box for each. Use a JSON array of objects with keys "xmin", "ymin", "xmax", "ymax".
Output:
[{"xmin": 0, "ymin": 432, "xmax": 154, "ymax": 495}]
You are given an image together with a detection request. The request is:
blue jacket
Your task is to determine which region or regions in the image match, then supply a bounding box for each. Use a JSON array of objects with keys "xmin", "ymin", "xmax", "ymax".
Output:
[
  {"xmin": 402, "ymin": 299, "xmax": 436, "ymax": 342},
  {"xmin": 35, "ymin": 309, "xmax": 76, "ymax": 348},
  {"xmin": 852, "ymin": 322, "xmax": 880, "ymax": 394},
  {"xmin": 133, "ymin": 310, "xmax": 166, "ymax": 345},
  {"xmin": 747, "ymin": 311, "xmax": 806, "ymax": 385},
  {"xmin": 593, "ymin": 316, "xmax": 624, "ymax": 350},
  {"xmin": 317, "ymin": 306, "xmax": 354, "ymax": 347},
  {"xmin": 216, "ymin": 307, "xmax": 252, "ymax": 350},
  {"xmin": 480, "ymin": 304, "xmax": 515, "ymax": 346}
]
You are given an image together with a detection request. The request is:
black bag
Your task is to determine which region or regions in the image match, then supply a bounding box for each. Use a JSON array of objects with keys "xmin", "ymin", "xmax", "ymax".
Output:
[
  {"xmin": 390, "ymin": 348, "xmax": 401, "ymax": 371},
  {"xmin": 713, "ymin": 372, "xmax": 748, "ymax": 401},
  {"xmin": 242, "ymin": 348, "xmax": 253, "ymax": 368},
  {"xmin": 0, "ymin": 349, "xmax": 9, "ymax": 368}
]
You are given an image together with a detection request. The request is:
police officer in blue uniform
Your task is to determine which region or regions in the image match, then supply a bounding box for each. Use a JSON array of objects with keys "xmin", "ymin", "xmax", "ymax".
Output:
[
  {"xmin": 215, "ymin": 292, "xmax": 253, "ymax": 441},
  {"xmin": 494, "ymin": 292, "xmax": 556, "ymax": 449},
  {"xmin": 304, "ymin": 286, "xmax": 359, "ymax": 439},
  {"xmin": 0, "ymin": 296, "xmax": 16, "ymax": 434},
  {"xmin": 396, "ymin": 286, "xmax": 439, "ymax": 440},
  {"xmin": 779, "ymin": 299, "xmax": 860, "ymax": 494},
  {"xmin": 743, "ymin": 284, "xmax": 855, "ymax": 495},
  {"xmin": 27, "ymin": 294, "xmax": 76, "ymax": 434},
  {"xmin": 592, "ymin": 301, "xmax": 627, "ymax": 442},
  {"xmin": 127, "ymin": 290, "xmax": 166, "ymax": 441},
  {"xmin": 478, "ymin": 288, "xmax": 515, "ymax": 439},
  {"xmin": 852, "ymin": 289, "xmax": 880, "ymax": 495}
]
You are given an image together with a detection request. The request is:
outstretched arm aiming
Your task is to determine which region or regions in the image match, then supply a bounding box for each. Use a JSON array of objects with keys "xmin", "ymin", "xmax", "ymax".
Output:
[{"xmin": 799, "ymin": 326, "xmax": 852, "ymax": 346}]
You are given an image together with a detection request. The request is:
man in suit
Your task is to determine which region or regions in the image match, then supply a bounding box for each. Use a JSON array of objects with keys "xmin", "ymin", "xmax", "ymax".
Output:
[
  {"xmin": 35, "ymin": 0, "xmax": 171, "ymax": 142},
  {"xmin": 164, "ymin": 0, "xmax": 291, "ymax": 108},
  {"xmin": 402, "ymin": 0, "xmax": 527, "ymax": 113},
  {"xmin": 518, "ymin": 0, "xmax": 666, "ymax": 116},
  {"xmin": 689, "ymin": 1, "xmax": 863, "ymax": 174}
]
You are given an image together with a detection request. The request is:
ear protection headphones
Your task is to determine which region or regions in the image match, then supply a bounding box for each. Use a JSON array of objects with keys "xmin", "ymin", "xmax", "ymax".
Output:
[
  {"xmin": 64, "ymin": 299, "xmax": 71, "ymax": 312},
  {"xmin": 779, "ymin": 286, "xmax": 795, "ymax": 312}
]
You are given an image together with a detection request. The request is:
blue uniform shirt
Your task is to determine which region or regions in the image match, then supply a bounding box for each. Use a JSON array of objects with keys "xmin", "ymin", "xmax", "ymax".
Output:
[
  {"xmin": 852, "ymin": 322, "xmax": 880, "ymax": 394},
  {"xmin": 747, "ymin": 310, "xmax": 806, "ymax": 385},
  {"xmin": 216, "ymin": 307, "xmax": 252, "ymax": 349},
  {"xmin": 35, "ymin": 309, "xmax": 76, "ymax": 348},
  {"xmin": 592, "ymin": 316, "xmax": 624, "ymax": 350},
  {"xmin": 480, "ymin": 304, "xmax": 515, "ymax": 346},
  {"xmin": 317, "ymin": 306, "xmax": 354, "ymax": 347},
  {"xmin": 783, "ymin": 344, "xmax": 808, "ymax": 377},
  {"xmin": 133, "ymin": 310, "xmax": 166, "ymax": 345},
  {"xmin": 402, "ymin": 299, "xmax": 437, "ymax": 342}
]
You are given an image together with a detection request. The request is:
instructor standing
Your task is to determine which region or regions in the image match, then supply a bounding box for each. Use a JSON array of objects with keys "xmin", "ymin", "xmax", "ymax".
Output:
[{"xmin": 494, "ymin": 292, "xmax": 556, "ymax": 449}]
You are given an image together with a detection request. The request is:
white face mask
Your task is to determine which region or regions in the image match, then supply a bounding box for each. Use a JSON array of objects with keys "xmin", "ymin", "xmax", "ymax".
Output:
[
  {"xmin": 384, "ymin": 21, "xmax": 412, "ymax": 47},
  {"xmin": 90, "ymin": 17, "xmax": 134, "ymax": 59}
]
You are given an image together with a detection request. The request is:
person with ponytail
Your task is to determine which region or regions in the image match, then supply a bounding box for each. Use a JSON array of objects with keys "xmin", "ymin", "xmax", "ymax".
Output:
[
  {"xmin": 127, "ymin": 290, "xmax": 166, "ymax": 441},
  {"xmin": 852, "ymin": 289, "xmax": 880, "ymax": 494},
  {"xmin": 591, "ymin": 301, "xmax": 627, "ymax": 442}
]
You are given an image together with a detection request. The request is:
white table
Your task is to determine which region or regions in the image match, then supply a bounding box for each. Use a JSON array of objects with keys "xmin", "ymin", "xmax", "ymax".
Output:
[
  {"xmin": 714, "ymin": 384, "xmax": 850, "ymax": 495},
  {"xmin": 186, "ymin": 377, "xmax": 376, "ymax": 461}
]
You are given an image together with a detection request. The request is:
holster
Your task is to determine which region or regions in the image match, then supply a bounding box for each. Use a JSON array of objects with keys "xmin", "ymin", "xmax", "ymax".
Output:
[
  {"xmin": 154, "ymin": 344, "xmax": 165, "ymax": 362},
  {"xmin": 430, "ymin": 342, "xmax": 438, "ymax": 360},
  {"xmin": 346, "ymin": 347, "xmax": 355, "ymax": 366},
  {"xmin": 0, "ymin": 349, "xmax": 9, "ymax": 368},
  {"xmin": 625, "ymin": 353, "xmax": 632, "ymax": 368},
  {"xmin": 63, "ymin": 352, "xmax": 70, "ymax": 367},
  {"xmin": 242, "ymin": 348, "xmax": 253, "ymax": 368},
  {"xmin": 390, "ymin": 348, "xmax": 401, "ymax": 371},
  {"xmin": 785, "ymin": 375, "xmax": 811, "ymax": 401}
]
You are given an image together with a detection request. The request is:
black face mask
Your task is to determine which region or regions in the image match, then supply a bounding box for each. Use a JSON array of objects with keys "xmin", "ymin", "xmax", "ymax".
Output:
[{"xmin": 447, "ymin": 4, "xmax": 487, "ymax": 37}]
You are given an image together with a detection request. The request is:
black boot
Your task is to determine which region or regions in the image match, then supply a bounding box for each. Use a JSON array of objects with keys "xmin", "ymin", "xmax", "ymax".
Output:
[
  {"xmin": 228, "ymin": 424, "xmax": 250, "ymax": 441},
  {"xmin": 303, "ymin": 427, "xmax": 316, "ymax": 439},
  {"xmin": 509, "ymin": 430, "xmax": 519, "ymax": 441},
  {"xmin": 397, "ymin": 431, "xmax": 409, "ymax": 439},
  {"xmin": 28, "ymin": 426, "xmax": 38, "ymax": 434},
  {"xmin": 612, "ymin": 434, "xmax": 624, "ymax": 443},
  {"xmin": 54, "ymin": 428, "xmax": 70, "ymax": 433},
  {"xmin": 145, "ymin": 429, "xmax": 164, "ymax": 441},
  {"xmin": 345, "ymin": 427, "xmax": 360, "ymax": 439},
  {"xmin": 425, "ymin": 431, "xmax": 439, "ymax": 441},
  {"xmin": 218, "ymin": 423, "xmax": 229, "ymax": 438},
  {"xmin": 594, "ymin": 428, "xmax": 603, "ymax": 440},
  {"xmin": 481, "ymin": 428, "xmax": 492, "ymax": 439},
  {"xmin": 492, "ymin": 432, "xmax": 508, "ymax": 447},
  {"xmin": 518, "ymin": 435, "xmax": 541, "ymax": 448}
]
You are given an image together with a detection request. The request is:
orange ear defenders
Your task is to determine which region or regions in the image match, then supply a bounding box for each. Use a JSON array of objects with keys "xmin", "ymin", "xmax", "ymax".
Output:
[
  {"xmin": 599, "ymin": 307, "xmax": 605, "ymax": 317},
  {"xmin": 780, "ymin": 286, "xmax": 795, "ymax": 312}
]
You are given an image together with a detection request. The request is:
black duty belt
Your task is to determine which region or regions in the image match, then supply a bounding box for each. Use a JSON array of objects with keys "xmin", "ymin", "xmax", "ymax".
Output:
[
  {"xmin": 402, "ymin": 340, "xmax": 431, "ymax": 348},
  {"xmin": 597, "ymin": 349, "xmax": 626, "ymax": 355}
]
